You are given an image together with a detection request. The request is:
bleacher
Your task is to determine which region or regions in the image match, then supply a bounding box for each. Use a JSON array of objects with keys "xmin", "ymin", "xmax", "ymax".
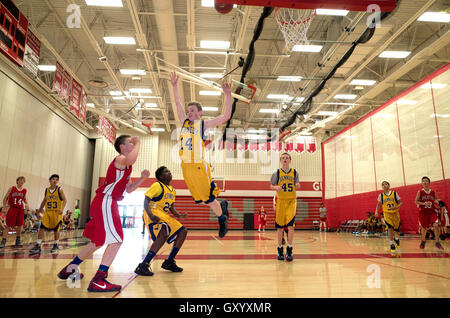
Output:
[{"xmin": 174, "ymin": 196, "xmax": 322, "ymax": 230}]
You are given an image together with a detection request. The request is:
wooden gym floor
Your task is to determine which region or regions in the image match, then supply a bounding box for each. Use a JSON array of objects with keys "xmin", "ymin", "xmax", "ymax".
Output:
[{"xmin": 0, "ymin": 228, "xmax": 448, "ymax": 298}]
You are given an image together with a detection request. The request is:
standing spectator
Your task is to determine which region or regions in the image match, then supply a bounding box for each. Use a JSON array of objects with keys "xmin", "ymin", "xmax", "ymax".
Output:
[
  {"xmin": 63, "ymin": 210, "xmax": 74, "ymax": 230},
  {"xmin": 258, "ymin": 206, "xmax": 267, "ymax": 232},
  {"xmin": 319, "ymin": 203, "xmax": 327, "ymax": 232},
  {"xmin": 414, "ymin": 176, "xmax": 443, "ymax": 250},
  {"xmin": 438, "ymin": 201, "xmax": 448, "ymax": 240},
  {"xmin": 74, "ymin": 207, "xmax": 81, "ymax": 229}
]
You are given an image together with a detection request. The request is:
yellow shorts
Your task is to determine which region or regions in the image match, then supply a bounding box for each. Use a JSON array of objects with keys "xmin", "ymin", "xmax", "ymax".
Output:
[
  {"xmin": 383, "ymin": 212, "xmax": 401, "ymax": 231},
  {"xmin": 41, "ymin": 210, "xmax": 62, "ymax": 232},
  {"xmin": 275, "ymin": 198, "xmax": 297, "ymax": 228},
  {"xmin": 145, "ymin": 209, "xmax": 184, "ymax": 244},
  {"xmin": 181, "ymin": 160, "xmax": 221, "ymax": 204}
]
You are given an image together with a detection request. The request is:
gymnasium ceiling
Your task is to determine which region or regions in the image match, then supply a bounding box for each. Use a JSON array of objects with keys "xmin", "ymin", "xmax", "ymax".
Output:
[{"xmin": 14, "ymin": 0, "xmax": 450, "ymax": 140}]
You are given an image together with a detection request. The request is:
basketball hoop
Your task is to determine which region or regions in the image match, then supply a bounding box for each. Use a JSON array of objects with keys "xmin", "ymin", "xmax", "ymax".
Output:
[{"xmin": 274, "ymin": 8, "xmax": 316, "ymax": 51}]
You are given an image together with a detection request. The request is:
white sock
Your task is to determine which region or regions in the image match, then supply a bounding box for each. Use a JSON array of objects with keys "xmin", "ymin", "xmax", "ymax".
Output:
[
  {"xmin": 36, "ymin": 239, "xmax": 42, "ymax": 245},
  {"xmin": 54, "ymin": 240, "xmax": 59, "ymax": 245},
  {"xmin": 390, "ymin": 240, "xmax": 394, "ymax": 245}
]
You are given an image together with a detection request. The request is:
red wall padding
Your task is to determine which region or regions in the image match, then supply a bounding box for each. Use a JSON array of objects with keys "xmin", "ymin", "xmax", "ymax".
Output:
[
  {"xmin": 173, "ymin": 196, "xmax": 322, "ymax": 230},
  {"xmin": 324, "ymin": 179, "xmax": 449, "ymax": 234}
]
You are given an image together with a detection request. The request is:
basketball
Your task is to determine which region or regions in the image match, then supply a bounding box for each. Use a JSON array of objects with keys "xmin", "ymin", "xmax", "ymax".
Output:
[{"xmin": 215, "ymin": 1, "xmax": 233, "ymax": 14}]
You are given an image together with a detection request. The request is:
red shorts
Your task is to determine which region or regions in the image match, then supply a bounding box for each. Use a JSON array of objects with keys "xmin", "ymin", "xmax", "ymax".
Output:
[
  {"xmin": 259, "ymin": 218, "xmax": 266, "ymax": 226},
  {"xmin": 320, "ymin": 217, "xmax": 327, "ymax": 222},
  {"xmin": 83, "ymin": 194, "xmax": 123, "ymax": 247},
  {"xmin": 6, "ymin": 207, "xmax": 25, "ymax": 227},
  {"xmin": 419, "ymin": 210, "xmax": 438, "ymax": 229}
]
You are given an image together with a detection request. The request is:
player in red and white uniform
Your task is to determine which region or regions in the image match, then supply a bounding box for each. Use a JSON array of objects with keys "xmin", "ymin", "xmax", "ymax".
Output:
[
  {"xmin": 258, "ymin": 206, "xmax": 267, "ymax": 232},
  {"xmin": 0, "ymin": 176, "xmax": 29, "ymax": 248},
  {"xmin": 57, "ymin": 135, "xmax": 150, "ymax": 292},
  {"xmin": 438, "ymin": 200, "xmax": 448, "ymax": 240},
  {"xmin": 414, "ymin": 176, "xmax": 443, "ymax": 250}
]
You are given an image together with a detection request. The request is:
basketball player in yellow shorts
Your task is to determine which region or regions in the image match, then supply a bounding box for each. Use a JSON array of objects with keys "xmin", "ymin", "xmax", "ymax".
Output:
[
  {"xmin": 169, "ymin": 72, "xmax": 232, "ymax": 238},
  {"xmin": 270, "ymin": 153, "xmax": 300, "ymax": 261},
  {"xmin": 134, "ymin": 166, "xmax": 188, "ymax": 275},
  {"xmin": 374, "ymin": 181, "xmax": 403, "ymax": 253},
  {"xmin": 29, "ymin": 174, "xmax": 67, "ymax": 254}
]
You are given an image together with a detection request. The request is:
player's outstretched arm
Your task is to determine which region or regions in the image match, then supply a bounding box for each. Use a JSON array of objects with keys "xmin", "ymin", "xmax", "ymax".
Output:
[
  {"xmin": 116, "ymin": 136, "xmax": 141, "ymax": 168},
  {"xmin": 169, "ymin": 72, "xmax": 187, "ymax": 123},
  {"xmin": 170, "ymin": 204, "xmax": 187, "ymax": 218},
  {"xmin": 126, "ymin": 170, "xmax": 150, "ymax": 193},
  {"xmin": 374, "ymin": 201, "xmax": 381, "ymax": 217},
  {"xmin": 204, "ymin": 83, "xmax": 232, "ymax": 130}
]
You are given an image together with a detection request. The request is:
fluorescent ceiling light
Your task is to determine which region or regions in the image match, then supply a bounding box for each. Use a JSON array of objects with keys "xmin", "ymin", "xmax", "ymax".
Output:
[
  {"xmin": 334, "ymin": 94, "xmax": 357, "ymax": 100},
  {"xmin": 85, "ymin": 0, "xmax": 123, "ymax": 7},
  {"xmin": 131, "ymin": 76, "xmax": 141, "ymax": 81},
  {"xmin": 277, "ymin": 76, "xmax": 302, "ymax": 82},
  {"xmin": 199, "ymin": 73, "xmax": 223, "ymax": 79},
  {"xmin": 318, "ymin": 111, "xmax": 338, "ymax": 116},
  {"xmin": 350, "ymin": 79, "xmax": 376, "ymax": 86},
  {"xmin": 113, "ymin": 97, "xmax": 125, "ymax": 100},
  {"xmin": 420, "ymin": 83, "xmax": 447, "ymax": 89},
  {"xmin": 200, "ymin": 40, "xmax": 230, "ymax": 49},
  {"xmin": 129, "ymin": 88, "xmax": 152, "ymax": 94},
  {"xmin": 199, "ymin": 90, "xmax": 221, "ymax": 96},
  {"xmin": 354, "ymin": 86, "xmax": 364, "ymax": 90},
  {"xmin": 247, "ymin": 129, "xmax": 266, "ymax": 134},
  {"xmin": 145, "ymin": 103, "xmax": 158, "ymax": 108},
  {"xmin": 104, "ymin": 37, "xmax": 136, "ymax": 45},
  {"xmin": 259, "ymin": 109, "xmax": 280, "ymax": 114},
  {"xmin": 429, "ymin": 114, "xmax": 450, "ymax": 118},
  {"xmin": 316, "ymin": 9, "xmax": 349, "ymax": 16},
  {"xmin": 152, "ymin": 128, "xmax": 165, "ymax": 132},
  {"xmin": 86, "ymin": 103, "xmax": 95, "ymax": 108},
  {"xmin": 397, "ymin": 99, "xmax": 418, "ymax": 105},
  {"xmin": 109, "ymin": 90, "xmax": 128, "ymax": 96},
  {"xmin": 292, "ymin": 45, "xmax": 323, "ymax": 52},
  {"xmin": 201, "ymin": 0, "xmax": 236, "ymax": 8},
  {"xmin": 202, "ymin": 107, "xmax": 219, "ymax": 111},
  {"xmin": 379, "ymin": 51, "xmax": 411, "ymax": 58},
  {"xmin": 296, "ymin": 97, "xmax": 305, "ymax": 102},
  {"xmin": 38, "ymin": 65, "xmax": 56, "ymax": 71},
  {"xmin": 267, "ymin": 94, "xmax": 291, "ymax": 100},
  {"xmin": 120, "ymin": 69, "xmax": 146, "ymax": 75},
  {"xmin": 418, "ymin": 12, "xmax": 450, "ymax": 23},
  {"xmin": 299, "ymin": 131, "xmax": 313, "ymax": 136}
]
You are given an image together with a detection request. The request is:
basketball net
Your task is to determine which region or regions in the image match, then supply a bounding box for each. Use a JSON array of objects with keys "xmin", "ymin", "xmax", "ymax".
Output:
[{"xmin": 274, "ymin": 8, "xmax": 316, "ymax": 51}]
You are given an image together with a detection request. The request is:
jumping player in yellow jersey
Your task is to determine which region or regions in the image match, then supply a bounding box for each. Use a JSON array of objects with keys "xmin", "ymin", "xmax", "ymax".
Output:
[
  {"xmin": 134, "ymin": 166, "xmax": 188, "ymax": 276},
  {"xmin": 169, "ymin": 72, "xmax": 232, "ymax": 238},
  {"xmin": 374, "ymin": 181, "xmax": 403, "ymax": 253},
  {"xmin": 270, "ymin": 153, "xmax": 300, "ymax": 261},
  {"xmin": 29, "ymin": 174, "xmax": 67, "ymax": 254}
]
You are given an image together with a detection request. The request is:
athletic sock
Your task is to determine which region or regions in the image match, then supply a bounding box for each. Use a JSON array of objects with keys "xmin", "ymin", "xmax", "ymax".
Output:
[
  {"xmin": 36, "ymin": 239, "xmax": 42, "ymax": 245},
  {"xmin": 168, "ymin": 247, "xmax": 180, "ymax": 261},
  {"xmin": 54, "ymin": 240, "xmax": 59, "ymax": 245},
  {"xmin": 98, "ymin": 264, "xmax": 109, "ymax": 273},
  {"xmin": 70, "ymin": 256, "xmax": 83, "ymax": 266},
  {"xmin": 143, "ymin": 251, "xmax": 156, "ymax": 265}
]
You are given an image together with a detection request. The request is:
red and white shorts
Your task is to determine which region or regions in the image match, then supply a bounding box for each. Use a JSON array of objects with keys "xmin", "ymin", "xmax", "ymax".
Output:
[
  {"xmin": 6, "ymin": 207, "xmax": 25, "ymax": 227},
  {"xmin": 419, "ymin": 210, "xmax": 438, "ymax": 229},
  {"xmin": 320, "ymin": 217, "xmax": 327, "ymax": 222},
  {"xmin": 83, "ymin": 194, "xmax": 123, "ymax": 247}
]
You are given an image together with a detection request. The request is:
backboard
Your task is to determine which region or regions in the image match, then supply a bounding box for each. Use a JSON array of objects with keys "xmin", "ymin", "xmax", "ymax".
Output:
[{"xmin": 217, "ymin": 0, "xmax": 397, "ymax": 11}]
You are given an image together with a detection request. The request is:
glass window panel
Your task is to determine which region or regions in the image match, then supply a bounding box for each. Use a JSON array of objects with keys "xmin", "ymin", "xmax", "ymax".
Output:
[
  {"xmin": 431, "ymin": 70, "xmax": 450, "ymax": 179},
  {"xmin": 324, "ymin": 140, "xmax": 336, "ymax": 199},
  {"xmin": 398, "ymin": 81, "xmax": 443, "ymax": 185},
  {"xmin": 371, "ymin": 105, "xmax": 404, "ymax": 189},
  {"xmin": 351, "ymin": 120, "xmax": 376, "ymax": 194},
  {"xmin": 335, "ymin": 131, "xmax": 353, "ymax": 197}
]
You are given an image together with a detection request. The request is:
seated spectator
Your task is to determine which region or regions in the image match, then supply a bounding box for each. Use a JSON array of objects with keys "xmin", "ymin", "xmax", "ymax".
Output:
[
  {"xmin": 23, "ymin": 210, "xmax": 34, "ymax": 233},
  {"xmin": 0, "ymin": 207, "xmax": 6, "ymax": 235},
  {"xmin": 32, "ymin": 209, "xmax": 42, "ymax": 232},
  {"xmin": 63, "ymin": 210, "xmax": 74, "ymax": 230}
]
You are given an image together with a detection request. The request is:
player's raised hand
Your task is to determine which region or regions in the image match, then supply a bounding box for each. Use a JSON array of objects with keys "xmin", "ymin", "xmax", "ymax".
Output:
[
  {"xmin": 222, "ymin": 83, "xmax": 232, "ymax": 95},
  {"xmin": 131, "ymin": 136, "xmax": 140, "ymax": 145},
  {"xmin": 169, "ymin": 72, "xmax": 179, "ymax": 86},
  {"xmin": 141, "ymin": 169, "xmax": 150, "ymax": 179}
]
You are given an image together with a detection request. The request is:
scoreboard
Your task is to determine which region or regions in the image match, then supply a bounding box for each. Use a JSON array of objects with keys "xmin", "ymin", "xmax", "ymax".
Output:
[{"xmin": 0, "ymin": 0, "xmax": 28, "ymax": 66}]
